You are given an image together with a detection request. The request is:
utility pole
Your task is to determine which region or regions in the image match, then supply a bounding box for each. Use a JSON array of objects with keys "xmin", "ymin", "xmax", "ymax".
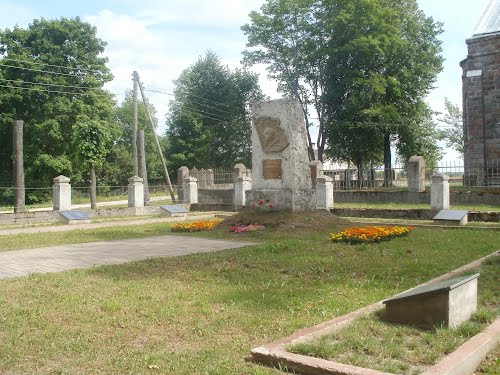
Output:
[
  {"xmin": 136, "ymin": 73, "xmax": 176, "ymax": 202},
  {"xmin": 137, "ymin": 129, "xmax": 150, "ymax": 205},
  {"xmin": 13, "ymin": 120, "xmax": 25, "ymax": 213},
  {"xmin": 132, "ymin": 71, "xmax": 139, "ymax": 176}
]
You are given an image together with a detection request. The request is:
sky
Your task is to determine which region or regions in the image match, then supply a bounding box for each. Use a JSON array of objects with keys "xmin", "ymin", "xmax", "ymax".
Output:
[{"xmin": 0, "ymin": 0, "xmax": 492, "ymax": 162}]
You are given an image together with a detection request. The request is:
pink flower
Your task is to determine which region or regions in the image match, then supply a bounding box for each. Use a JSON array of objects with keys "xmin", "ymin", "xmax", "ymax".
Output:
[
  {"xmin": 258, "ymin": 199, "xmax": 264, "ymax": 206},
  {"xmin": 268, "ymin": 204, "xmax": 273, "ymax": 209}
]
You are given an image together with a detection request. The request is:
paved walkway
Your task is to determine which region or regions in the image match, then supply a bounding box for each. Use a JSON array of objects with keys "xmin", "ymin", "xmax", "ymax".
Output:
[{"xmin": 0, "ymin": 235, "xmax": 256, "ymax": 280}]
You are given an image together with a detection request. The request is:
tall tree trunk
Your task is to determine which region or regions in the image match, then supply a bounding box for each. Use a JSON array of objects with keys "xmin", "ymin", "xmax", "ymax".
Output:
[
  {"xmin": 383, "ymin": 132, "xmax": 393, "ymax": 187},
  {"xmin": 13, "ymin": 120, "xmax": 25, "ymax": 213},
  {"xmin": 90, "ymin": 166, "xmax": 97, "ymax": 210}
]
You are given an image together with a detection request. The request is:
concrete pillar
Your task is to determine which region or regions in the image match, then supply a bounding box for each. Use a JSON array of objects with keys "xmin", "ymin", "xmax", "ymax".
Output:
[
  {"xmin": 234, "ymin": 175, "xmax": 252, "ymax": 210},
  {"xmin": 199, "ymin": 168, "xmax": 207, "ymax": 188},
  {"xmin": 316, "ymin": 175, "xmax": 334, "ymax": 210},
  {"xmin": 53, "ymin": 175, "xmax": 71, "ymax": 211},
  {"xmin": 189, "ymin": 166, "xmax": 198, "ymax": 181},
  {"xmin": 310, "ymin": 160, "xmax": 323, "ymax": 189},
  {"xmin": 408, "ymin": 156, "xmax": 426, "ymax": 192},
  {"xmin": 207, "ymin": 169, "xmax": 215, "ymax": 187},
  {"xmin": 182, "ymin": 177, "xmax": 198, "ymax": 204},
  {"xmin": 431, "ymin": 173, "xmax": 450, "ymax": 211},
  {"xmin": 233, "ymin": 163, "xmax": 247, "ymax": 178},
  {"xmin": 177, "ymin": 166, "xmax": 189, "ymax": 202},
  {"xmin": 128, "ymin": 176, "xmax": 144, "ymax": 208}
]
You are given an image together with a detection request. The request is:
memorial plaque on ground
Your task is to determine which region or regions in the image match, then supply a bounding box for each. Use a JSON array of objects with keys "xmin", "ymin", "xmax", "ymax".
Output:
[
  {"xmin": 160, "ymin": 205, "xmax": 188, "ymax": 218},
  {"xmin": 383, "ymin": 273, "xmax": 479, "ymax": 329},
  {"xmin": 59, "ymin": 210, "xmax": 91, "ymax": 225},
  {"xmin": 433, "ymin": 210, "xmax": 468, "ymax": 226}
]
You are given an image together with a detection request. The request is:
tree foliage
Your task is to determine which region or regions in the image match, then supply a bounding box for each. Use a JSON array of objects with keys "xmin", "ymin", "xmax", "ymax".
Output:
[
  {"xmin": 0, "ymin": 17, "xmax": 114, "ymax": 202},
  {"xmin": 166, "ymin": 51, "xmax": 266, "ymax": 171},
  {"xmin": 438, "ymin": 98, "xmax": 464, "ymax": 156},
  {"xmin": 242, "ymin": 0, "xmax": 444, "ymax": 170}
]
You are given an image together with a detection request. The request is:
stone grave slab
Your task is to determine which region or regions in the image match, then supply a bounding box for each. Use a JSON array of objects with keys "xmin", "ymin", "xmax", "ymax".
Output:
[
  {"xmin": 433, "ymin": 209, "xmax": 469, "ymax": 226},
  {"xmin": 59, "ymin": 210, "xmax": 91, "ymax": 225},
  {"xmin": 160, "ymin": 205, "xmax": 188, "ymax": 218},
  {"xmin": 383, "ymin": 273, "xmax": 479, "ymax": 329}
]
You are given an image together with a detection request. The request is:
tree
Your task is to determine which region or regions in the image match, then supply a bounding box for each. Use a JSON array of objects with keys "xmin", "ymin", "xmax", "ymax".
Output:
[
  {"xmin": 242, "ymin": 0, "xmax": 326, "ymax": 161},
  {"xmin": 166, "ymin": 51, "xmax": 265, "ymax": 172},
  {"xmin": 242, "ymin": 0, "xmax": 444, "ymax": 176},
  {"xmin": 72, "ymin": 115, "xmax": 116, "ymax": 209},
  {"xmin": 438, "ymin": 98, "xmax": 464, "ymax": 156},
  {"xmin": 0, "ymin": 17, "xmax": 113, "ymax": 203}
]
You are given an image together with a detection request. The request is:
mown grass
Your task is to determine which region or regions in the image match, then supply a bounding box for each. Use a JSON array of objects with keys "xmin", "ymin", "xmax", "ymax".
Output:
[
  {"xmin": 0, "ymin": 212, "xmax": 498, "ymax": 374},
  {"xmin": 289, "ymin": 256, "xmax": 499, "ymax": 374},
  {"xmin": 0, "ymin": 222, "xmax": 175, "ymax": 252}
]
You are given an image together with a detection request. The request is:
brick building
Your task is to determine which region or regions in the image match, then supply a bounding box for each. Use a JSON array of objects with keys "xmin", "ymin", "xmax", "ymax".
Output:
[{"xmin": 460, "ymin": 0, "xmax": 500, "ymax": 186}]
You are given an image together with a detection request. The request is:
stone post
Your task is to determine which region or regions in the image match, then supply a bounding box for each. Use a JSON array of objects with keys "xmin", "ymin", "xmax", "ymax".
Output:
[
  {"xmin": 207, "ymin": 169, "xmax": 215, "ymax": 187},
  {"xmin": 233, "ymin": 163, "xmax": 247, "ymax": 178},
  {"xmin": 128, "ymin": 176, "xmax": 144, "ymax": 208},
  {"xmin": 199, "ymin": 168, "xmax": 207, "ymax": 188},
  {"xmin": 310, "ymin": 160, "xmax": 323, "ymax": 189},
  {"xmin": 316, "ymin": 176, "xmax": 334, "ymax": 210},
  {"xmin": 53, "ymin": 175, "xmax": 71, "ymax": 211},
  {"xmin": 189, "ymin": 166, "xmax": 198, "ymax": 181},
  {"xmin": 234, "ymin": 175, "xmax": 252, "ymax": 210},
  {"xmin": 408, "ymin": 156, "xmax": 426, "ymax": 192},
  {"xmin": 177, "ymin": 166, "xmax": 189, "ymax": 202},
  {"xmin": 182, "ymin": 177, "xmax": 198, "ymax": 204},
  {"xmin": 431, "ymin": 173, "xmax": 450, "ymax": 211}
]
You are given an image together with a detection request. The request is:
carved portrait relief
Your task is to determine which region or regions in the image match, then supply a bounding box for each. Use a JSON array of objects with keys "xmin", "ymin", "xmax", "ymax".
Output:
[{"xmin": 254, "ymin": 116, "xmax": 289, "ymax": 153}]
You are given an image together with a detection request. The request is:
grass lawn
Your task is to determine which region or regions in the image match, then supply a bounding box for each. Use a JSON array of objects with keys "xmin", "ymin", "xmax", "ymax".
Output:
[
  {"xmin": 0, "ymin": 211, "xmax": 498, "ymax": 374},
  {"xmin": 288, "ymin": 256, "xmax": 499, "ymax": 374}
]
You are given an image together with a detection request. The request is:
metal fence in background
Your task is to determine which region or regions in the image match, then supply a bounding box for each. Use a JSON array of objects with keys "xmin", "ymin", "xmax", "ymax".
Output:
[{"xmin": 322, "ymin": 160, "xmax": 500, "ymax": 192}]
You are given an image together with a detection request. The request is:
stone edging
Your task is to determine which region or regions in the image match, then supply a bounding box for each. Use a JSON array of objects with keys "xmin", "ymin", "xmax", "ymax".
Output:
[{"xmin": 250, "ymin": 250, "xmax": 500, "ymax": 375}]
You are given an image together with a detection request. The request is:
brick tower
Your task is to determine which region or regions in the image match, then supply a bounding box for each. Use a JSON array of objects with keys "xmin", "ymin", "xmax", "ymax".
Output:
[{"xmin": 460, "ymin": 0, "xmax": 500, "ymax": 186}]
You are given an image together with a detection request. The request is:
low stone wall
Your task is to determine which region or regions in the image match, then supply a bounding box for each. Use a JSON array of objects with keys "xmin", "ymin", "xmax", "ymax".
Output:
[
  {"xmin": 332, "ymin": 208, "xmax": 500, "ymax": 222},
  {"xmin": 0, "ymin": 206, "xmax": 160, "ymax": 225},
  {"xmin": 333, "ymin": 191, "xmax": 500, "ymax": 206},
  {"xmin": 198, "ymin": 188, "xmax": 234, "ymax": 205},
  {"xmin": 0, "ymin": 211, "xmax": 59, "ymax": 225},
  {"xmin": 190, "ymin": 203, "xmax": 235, "ymax": 212}
]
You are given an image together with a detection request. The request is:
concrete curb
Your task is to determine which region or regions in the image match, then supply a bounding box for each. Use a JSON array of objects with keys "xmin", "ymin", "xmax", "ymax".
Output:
[{"xmin": 250, "ymin": 250, "xmax": 500, "ymax": 375}]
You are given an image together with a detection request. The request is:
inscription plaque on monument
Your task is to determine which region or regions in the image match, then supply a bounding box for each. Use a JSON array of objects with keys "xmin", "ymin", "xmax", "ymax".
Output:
[{"xmin": 262, "ymin": 159, "xmax": 282, "ymax": 179}]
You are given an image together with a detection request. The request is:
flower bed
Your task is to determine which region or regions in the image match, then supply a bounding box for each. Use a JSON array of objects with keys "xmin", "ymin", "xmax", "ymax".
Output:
[
  {"xmin": 229, "ymin": 224, "xmax": 266, "ymax": 233},
  {"xmin": 170, "ymin": 220, "xmax": 221, "ymax": 232},
  {"xmin": 330, "ymin": 225, "xmax": 414, "ymax": 244}
]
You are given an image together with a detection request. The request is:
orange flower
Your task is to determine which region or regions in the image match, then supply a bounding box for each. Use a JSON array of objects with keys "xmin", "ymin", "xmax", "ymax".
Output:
[
  {"xmin": 330, "ymin": 225, "xmax": 414, "ymax": 244},
  {"xmin": 171, "ymin": 219, "xmax": 221, "ymax": 232}
]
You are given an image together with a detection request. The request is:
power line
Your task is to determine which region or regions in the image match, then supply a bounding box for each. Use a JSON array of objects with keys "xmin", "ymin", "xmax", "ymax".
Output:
[
  {"xmin": 0, "ymin": 57, "xmax": 104, "ymax": 73},
  {"xmin": 146, "ymin": 87, "xmax": 236, "ymax": 109},
  {"xmin": 0, "ymin": 62, "xmax": 101, "ymax": 78},
  {"xmin": 146, "ymin": 88, "xmax": 239, "ymax": 116},
  {"xmin": 0, "ymin": 78, "xmax": 103, "ymax": 91},
  {"xmin": 0, "ymin": 83, "xmax": 110, "ymax": 97}
]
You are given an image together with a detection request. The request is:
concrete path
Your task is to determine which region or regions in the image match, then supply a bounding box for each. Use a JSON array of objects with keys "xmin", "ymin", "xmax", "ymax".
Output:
[{"xmin": 0, "ymin": 235, "xmax": 256, "ymax": 280}]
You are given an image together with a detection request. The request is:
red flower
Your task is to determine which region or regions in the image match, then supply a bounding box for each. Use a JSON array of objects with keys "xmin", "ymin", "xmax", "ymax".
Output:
[
  {"xmin": 268, "ymin": 204, "xmax": 273, "ymax": 209},
  {"xmin": 258, "ymin": 199, "xmax": 264, "ymax": 206}
]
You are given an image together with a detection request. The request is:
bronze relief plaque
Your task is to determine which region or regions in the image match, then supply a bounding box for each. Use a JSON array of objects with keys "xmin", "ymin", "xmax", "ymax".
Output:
[
  {"xmin": 254, "ymin": 116, "xmax": 289, "ymax": 153},
  {"xmin": 262, "ymin": 159, "xmax": 282, "ymax": 179}
]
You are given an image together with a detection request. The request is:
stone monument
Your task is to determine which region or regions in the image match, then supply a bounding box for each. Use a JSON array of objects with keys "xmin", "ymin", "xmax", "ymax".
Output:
[{"xmin": 246, "ymin": 98, "xmax": 315, "ymax": 211}]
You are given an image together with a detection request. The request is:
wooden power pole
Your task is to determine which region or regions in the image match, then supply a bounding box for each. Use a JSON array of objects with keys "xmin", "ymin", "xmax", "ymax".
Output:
[{"xmin": 136, "ymin": 73, "xmax": 176, "ymax": 202}]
